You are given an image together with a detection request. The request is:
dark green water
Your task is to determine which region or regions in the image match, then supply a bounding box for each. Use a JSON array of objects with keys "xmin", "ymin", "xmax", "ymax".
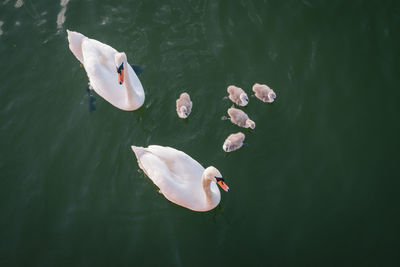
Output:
[{"xmin": 1, "ymin": 0, "xmax": 399, "ymax": 266}]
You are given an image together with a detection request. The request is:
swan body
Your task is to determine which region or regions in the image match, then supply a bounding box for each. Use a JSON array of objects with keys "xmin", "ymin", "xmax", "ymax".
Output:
[
  {"xmin": 252, "ymin": 83, "xmax": 276, "ymax": 103},
  {"xmin": 67, "ymin": 30, "xmax": 145, "ymax": 111},
  {"xmin": 176, "ymin": 92, "xmax": 192, "ymax": 119},
  {"xmin": 223, "ymin": 132, "xmax": 245, "ymax": 152},
  {"xmin": 131, "ymin": 145, "xmax": 229, "ymax": 212},
  {"xmin": 227, "ymin": 85, "xmax": 249, "ymax": 106}
]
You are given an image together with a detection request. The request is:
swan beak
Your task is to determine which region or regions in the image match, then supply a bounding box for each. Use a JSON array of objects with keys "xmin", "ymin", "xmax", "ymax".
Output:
[
  {"xmin": 216, "ymin": 177, "xmax": 229, "ymax": 192},
  {"xmin": 117, "ymin": 63, "xmax": 124, "ymax": 85},
  {"xmin": 118, "ymin": 69, "xmax": 124, "ymax": 84}
]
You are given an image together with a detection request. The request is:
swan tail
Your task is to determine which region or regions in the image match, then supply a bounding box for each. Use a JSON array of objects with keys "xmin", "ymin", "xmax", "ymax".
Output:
[
  {"xmin": 131, "ymin": 146, "xmax": 146, "ymax": 158},
  {"xmin": 130, "ymin": 64, "xmax": 145, "ymax": 76},
  {"xmin": 67, "ymin": 30, "xmax": 85, "ymax": 64}
]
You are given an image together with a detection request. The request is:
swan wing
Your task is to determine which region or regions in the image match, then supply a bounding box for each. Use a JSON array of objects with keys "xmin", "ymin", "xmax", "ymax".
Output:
[
  {"xmin": 132, "ymin": 146, "xmax": 207, "ymax": 210},
  {"xmin": 125, "ymin": 62, "xmax": 145, "ymax": 109},
  {"xmin": 81, "ymin": 39, "xmax": 129, "ymax": 106},
  {"xmin": 146, "ymin": 145, "xmax": 204, "ymax": 181}
]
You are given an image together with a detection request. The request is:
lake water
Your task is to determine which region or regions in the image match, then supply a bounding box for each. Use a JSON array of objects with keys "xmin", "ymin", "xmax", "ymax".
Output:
[{"xmin": 1, "ymin": 0, "xmax": 399, "ymax": 266}]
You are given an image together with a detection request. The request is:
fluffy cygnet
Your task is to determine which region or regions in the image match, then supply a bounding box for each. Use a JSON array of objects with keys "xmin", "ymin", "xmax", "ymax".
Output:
[
  {"xmin": 176, "ymin": 92, "xmax": 192, "ymax": 119},
  {"xmin": 227, "ymin": 85, "xmax": 249, "ymax": 106},
  {"xmin": 223, "ymin": 132, "xmax": 245, "ymax": 152},
  {"xmin": 252, "ymin": 83, "xmax": 276, "ymax": 103},
  {"xmin": 227, "ymin": 107, "xmax": 255, "ymax": 129}
]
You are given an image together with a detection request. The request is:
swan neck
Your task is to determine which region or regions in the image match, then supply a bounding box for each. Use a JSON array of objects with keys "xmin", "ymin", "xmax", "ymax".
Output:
[
  {"xmin": 202, "ymin": 175, "xmax": 215, "ymax": 206},
  {"xmin": 123, "ymin": 58, "xmax": 135, "ymax": 105},
  {"xmin": 122, "ymin": 57, "xmax": 145, "ymax": 109}
]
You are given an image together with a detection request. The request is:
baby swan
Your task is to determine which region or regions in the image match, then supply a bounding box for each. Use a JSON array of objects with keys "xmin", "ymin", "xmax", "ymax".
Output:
[
  {"xmin": 176, "ymin": 92, "xmax": 192, "ymax": 119},
  {"xmin": 226, "ymin": 107, "xmax": 256, "ymax": 129},
  {"xmin": 252, "ymin": 83, "xmax": 276, "ymax": 103},
  {"xmin": 223, "ymin": 132, "xmax": 245, "ymax": 152},
  {"xmin": 227, "ymin": 85, "xmax": 249, "ymax": 106}
]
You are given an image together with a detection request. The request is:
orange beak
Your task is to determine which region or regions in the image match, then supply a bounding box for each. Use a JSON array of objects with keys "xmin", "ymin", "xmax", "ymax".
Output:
[
  {"xmin": 217, "ymin": 179, "xmax": 230, "ymax": 192},
  {"xmin": 118, "ymin": 69, "xmax": 124, "ymax": 85}
]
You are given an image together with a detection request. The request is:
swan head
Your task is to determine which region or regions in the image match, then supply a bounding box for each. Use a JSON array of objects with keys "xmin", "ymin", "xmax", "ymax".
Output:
[
  {"xmin": 204, "ymin": 166, "xmax": 229, "ymax": 192},
  {"xmin": 223, "ymin": 140, "xmax": 232, "ymax": 152},
  {"xmin": 115, "ymin": 52, "xmax": 127, "ymax": 85},
  {"xmin": 246, "ymin": 119, "xmax": 256, "ymax": 129},
  {"xmin": 239, "ymin": 92, "xmax": 249, "ymax": 106},
  {"xmin": 178, "ymin": 106, "xmax": 189, "ymax": 119},
  {"xmin": 268, "ymin": 91, "xmax": 276, "ymax": 102}
]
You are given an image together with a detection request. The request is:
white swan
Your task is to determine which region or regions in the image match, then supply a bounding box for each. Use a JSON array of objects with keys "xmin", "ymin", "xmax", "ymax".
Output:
[
  {"xmin": 67, "ymin": 30, "xmax": 145, "ymax": 111},
  {"xmin": 131, "ymin": 145, "xmax": 229, "ymax": 212}
]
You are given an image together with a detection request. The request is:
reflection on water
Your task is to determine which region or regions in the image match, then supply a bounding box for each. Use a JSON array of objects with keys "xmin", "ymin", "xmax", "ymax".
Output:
[
  {"xmin": 57, "ymin": 0, "xmax": 70, "ymax": 30},
  {"xmin": 14, "ymin": 0, "xmax": 23, "ymax": 8}
]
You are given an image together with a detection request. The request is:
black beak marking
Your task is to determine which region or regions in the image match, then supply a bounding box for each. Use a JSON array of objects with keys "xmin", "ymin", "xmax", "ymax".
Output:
[
  {"xmin": 117, "ymin": 62, "xmax": 124, "ymax": 74},
  {"xmin": 215, "ymin": 177, "xmax": 224, "ymax": 182}
]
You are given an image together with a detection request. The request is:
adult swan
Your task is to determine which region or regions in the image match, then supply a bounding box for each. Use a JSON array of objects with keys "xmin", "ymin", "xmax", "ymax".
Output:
[
  {"xmin": 67, "ymin": 30, "xmax": 145, "ymax": 111},
  {"xmin": 131, "ymin": 145, "xmax": 230, "ymax": 212}
]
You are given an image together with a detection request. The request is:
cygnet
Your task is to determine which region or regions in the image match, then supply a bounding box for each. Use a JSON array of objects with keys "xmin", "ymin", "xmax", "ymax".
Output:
[
  {"xmin": 252, "ymin": 83, "xmax": 276, "ymax": 103},
  {"xmin": 223, "ymin": 132, "xmax": 245, "ymax": 152},
  {"xmin": 227, "ymin": 85, "xmax": 249, "ymax": 106},
  {"xmin": 176, "ymin": 92, "xmax": 192, "ymax": 119},
  {"xmin": 226, "ymin": 107, "xmax": 255, "ymax": 129}
]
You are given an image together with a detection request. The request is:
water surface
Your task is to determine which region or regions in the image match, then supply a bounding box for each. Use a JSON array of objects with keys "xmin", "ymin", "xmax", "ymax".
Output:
[{"xmin": 0, "ymin": 0, "xmax": 399, "ymax": 266}]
